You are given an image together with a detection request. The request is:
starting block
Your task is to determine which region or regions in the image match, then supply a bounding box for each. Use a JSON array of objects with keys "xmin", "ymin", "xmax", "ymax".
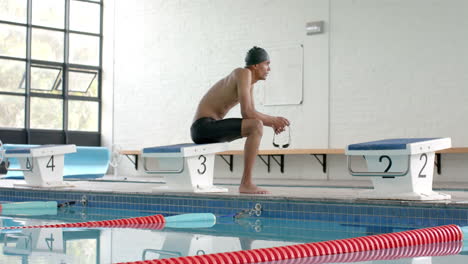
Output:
[
  {"xmin": 143, "ymin": 231, "xmax": 225, "ymax": 260},
  {"xmin": 4, "ymin": 144, "xmax": 76, "ymax": 187},
  {"xmin": 3, "ymin": 228, "xmax": 67, "ymax": 261},
  {"xmin": 346, "ymin": 138, "xmax": 451, "ymax": 200},
  {"xmin": 142, "ymin": 143, "xmax": 228, "ymax": 193}
]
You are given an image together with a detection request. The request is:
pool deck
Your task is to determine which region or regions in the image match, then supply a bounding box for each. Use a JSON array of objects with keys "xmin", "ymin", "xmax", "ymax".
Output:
[{"xmin": 1, "ymin": 176, "xmax": 468, "ymax": 207}]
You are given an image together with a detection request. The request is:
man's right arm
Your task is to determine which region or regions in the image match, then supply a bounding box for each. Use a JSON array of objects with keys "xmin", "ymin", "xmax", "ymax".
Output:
[
  {"xmin": 237, "ymin": 69, "xmax": 272, "ymax": 124},
  {"xmin": 236, "ymin": 69, "xmax": 289, "ymax": 132}
]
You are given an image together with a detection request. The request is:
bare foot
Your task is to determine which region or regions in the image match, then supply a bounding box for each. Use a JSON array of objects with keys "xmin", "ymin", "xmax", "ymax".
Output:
[{"xmin": 239, "ymin": 184, "xmax": 270, "ymax": 194}]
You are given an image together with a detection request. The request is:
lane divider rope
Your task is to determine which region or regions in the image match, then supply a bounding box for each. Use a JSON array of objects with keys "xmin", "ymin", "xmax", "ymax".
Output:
[
  {"xmin": 115, "ymin": 225, "xmax": 463, "ymax": 264},
  {"xmin": 1, "ymin": 214, "xmax": 167, "ymax": 230}
]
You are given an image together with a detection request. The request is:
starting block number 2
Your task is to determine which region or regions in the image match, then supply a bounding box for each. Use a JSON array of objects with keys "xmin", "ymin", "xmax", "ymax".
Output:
[{"xmin": 377, "ymin": 153, "xmax": 428, "ymax": 178}]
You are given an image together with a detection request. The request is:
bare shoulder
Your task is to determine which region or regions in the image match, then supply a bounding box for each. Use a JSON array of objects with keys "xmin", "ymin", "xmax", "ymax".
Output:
[{"xmin": 232, "ymin": 67, "xmax": 251, "ymax": 80}]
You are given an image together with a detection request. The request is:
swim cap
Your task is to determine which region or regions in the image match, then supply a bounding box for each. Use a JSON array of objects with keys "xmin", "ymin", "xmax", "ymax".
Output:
[{"xmin": 245, "ymin": 46, "xmax": 269, "ymax": 66}]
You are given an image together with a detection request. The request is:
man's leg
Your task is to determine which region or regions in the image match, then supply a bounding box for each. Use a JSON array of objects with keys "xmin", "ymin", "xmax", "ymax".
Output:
[{"xmin": 239, "ymin": 119, "xmax": 268, "ymax": 194}]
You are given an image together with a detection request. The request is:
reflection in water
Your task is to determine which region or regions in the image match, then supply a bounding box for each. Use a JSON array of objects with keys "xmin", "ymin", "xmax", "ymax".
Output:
[
  {"xmin": 0, "ymin": 213, "xmax": 466, "ymax": 264},
  {"xmin": 0, "ymin": 228, "xmax": 99, "ymax": 263},
  {"xmin": 262, "ymin": 241, "xmax": 463, "ymax": 264}
]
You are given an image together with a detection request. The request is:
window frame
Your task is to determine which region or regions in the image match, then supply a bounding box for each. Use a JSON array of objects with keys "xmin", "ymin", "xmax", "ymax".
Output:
[{"xmin": 0, "ymin": 0, "xmax": 103, "ymax": 146}]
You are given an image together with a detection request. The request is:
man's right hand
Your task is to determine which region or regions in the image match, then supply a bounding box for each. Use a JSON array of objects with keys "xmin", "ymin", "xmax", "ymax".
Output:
[{"xmin": 272, "ymin": 116, "xmax": 290, "ymax": 134}]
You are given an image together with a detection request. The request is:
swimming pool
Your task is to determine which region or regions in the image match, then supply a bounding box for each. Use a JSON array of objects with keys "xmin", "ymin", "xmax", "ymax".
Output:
[
  {"xmin": 0, "ymin": 209, "xmax": 467, "ymax": 263},
  {"xmin": 0, "ymin": 188, "xmax": 467, "ymax": 263}
]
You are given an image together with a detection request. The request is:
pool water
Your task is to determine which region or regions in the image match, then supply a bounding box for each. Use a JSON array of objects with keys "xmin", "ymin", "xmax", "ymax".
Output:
[{"xmin": 0, "ymin": 205, "xmax": 467, "ymax": 264}]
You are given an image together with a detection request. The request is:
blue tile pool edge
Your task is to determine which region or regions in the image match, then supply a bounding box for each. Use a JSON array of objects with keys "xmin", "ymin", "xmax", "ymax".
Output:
[{"xmin": 0, "ymin": 187, "xmax": 467, "ymax": 228}]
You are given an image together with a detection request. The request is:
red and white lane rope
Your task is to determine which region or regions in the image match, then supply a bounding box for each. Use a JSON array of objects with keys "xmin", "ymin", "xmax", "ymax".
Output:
[
  {"xmin": 0, "ymin": 214, "xmax": 166, "ymax": 230},
  {"xmin": 274, "ymin": 240, "xmax": 462, "ymax": 264},
  {"xmin": 115, "ymin": 225, "xmax": 463, "ymax": 264},
  {"xmin": 0, "ymin": 213, "xmax": 215, "ymax": 230}
]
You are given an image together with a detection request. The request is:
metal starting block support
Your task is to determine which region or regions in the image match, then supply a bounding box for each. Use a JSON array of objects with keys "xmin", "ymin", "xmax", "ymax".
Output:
[
  {"xmin": 4, "ymin": 145, "xmax": 76, "ymax": 187},
  {"xmin": 0, "ymin": 140, "xmax": 5, "ymax": 174},
  {"xmin": 0, "ymin": 140, "xmax": 4, "ymax": 164},
  {"xmin": 346, "ymin": 138, "xmax": 451, "ymax": 200},
  {"xmin": 142, "ymin": 143, "xmax": 228, "ymax": 193}
]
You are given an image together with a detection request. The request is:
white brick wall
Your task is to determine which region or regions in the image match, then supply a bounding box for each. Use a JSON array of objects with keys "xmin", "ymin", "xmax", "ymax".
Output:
[
  {"xmin": 330, "ymin": 0, "xmax": 468, "ymax": 147},
  {"xmin": 328, "ymin": 0, "xmax": 468, "ymax": 182},
  {"xmin": 104, "ymin": 0, "xmax": 468, "ymax": 183}
]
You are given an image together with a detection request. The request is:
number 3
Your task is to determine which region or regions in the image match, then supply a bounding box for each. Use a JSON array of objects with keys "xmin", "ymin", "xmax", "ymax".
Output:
[{"xmin": 197, "ymin": 155, "xmax": 206, "ymax": 174}]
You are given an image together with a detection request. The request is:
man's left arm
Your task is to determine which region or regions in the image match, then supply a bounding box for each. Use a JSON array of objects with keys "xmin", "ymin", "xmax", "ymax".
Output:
[
  {"xmin": 250, "ymin": 90, "xmax": 290, "ymax": 133},
  {"xmin": 256, "ymin": 111, "xmax": 289, "ymax": 134}
]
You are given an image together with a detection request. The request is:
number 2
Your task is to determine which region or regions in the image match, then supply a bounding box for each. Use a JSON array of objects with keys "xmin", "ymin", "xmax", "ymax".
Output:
[
  {"xmin": 418, "ymin": 153, "xmax": 427, "ymax": 178},
  {"xmin": 379, "ymin": 155, "xmax": 392, "ymax": 172},
  {"xmin": 379, "ymin": 154, "xmax": 428, "ymax": 178}
]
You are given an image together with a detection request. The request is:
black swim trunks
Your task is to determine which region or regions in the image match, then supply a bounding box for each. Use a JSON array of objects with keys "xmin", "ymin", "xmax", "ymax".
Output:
[{"xmin": 191, "ymin": 117, "xmax": 243, "ymax": 144}]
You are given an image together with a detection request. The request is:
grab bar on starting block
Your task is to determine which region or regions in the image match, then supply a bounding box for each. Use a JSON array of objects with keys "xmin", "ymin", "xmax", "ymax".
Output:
[
  {"xmin": 142, "ymin": 249, "xmax": 182, "ymax": 260},
  {"xmin": 142, "ymin": 157, "xmax": 185, "ymax": 174},
  {"xmin": 4, "ymin": 159, "xmax": 34, "ymax": 172}
]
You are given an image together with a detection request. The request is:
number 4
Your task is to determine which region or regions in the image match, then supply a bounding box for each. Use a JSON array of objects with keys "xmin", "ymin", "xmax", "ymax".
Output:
[
  {"xmin": 46, "ymin": 156, "xmax": 55, "ymax": 171},
  {"xmin": 45, "ymin": 234, "xmax": 54, "ymax": 251}
]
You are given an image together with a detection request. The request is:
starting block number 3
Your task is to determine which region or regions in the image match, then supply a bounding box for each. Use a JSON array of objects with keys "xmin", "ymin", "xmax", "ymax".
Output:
[
  {"xmin": 377, "ymin": 153, "xmax": 428, "ymax": 178},
  {"xmin": 197, "ymin": 155, "xmax": 206, "ymax": 174}
]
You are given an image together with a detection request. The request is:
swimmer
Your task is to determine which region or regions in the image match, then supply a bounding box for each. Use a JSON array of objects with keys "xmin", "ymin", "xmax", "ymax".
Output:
[{"xmin": 191, "ymin": 46, "xmax": 290, "ymax": 194}]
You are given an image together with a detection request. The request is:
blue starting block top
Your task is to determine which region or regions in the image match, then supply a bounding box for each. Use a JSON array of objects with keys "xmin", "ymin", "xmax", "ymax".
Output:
[
  {"xmin": 348, "ymin": 138, "xmax": 439, "ymax": 151},
  {"xmin": 2, "ymin": 144, "xmax": 109, "ymax": 179},
  {"xmin": 5, "ymin": 145, "xmax": 57, "ymax": 155},
  {"xmin": 143, "ymin": 143, "xmax": 198, "ymax": 154}
]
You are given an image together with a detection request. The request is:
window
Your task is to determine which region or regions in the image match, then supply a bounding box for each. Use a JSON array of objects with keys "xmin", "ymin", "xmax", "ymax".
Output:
[{"xmin": 0, "ymin": 0, "xmax": 102, "ymax": 146}]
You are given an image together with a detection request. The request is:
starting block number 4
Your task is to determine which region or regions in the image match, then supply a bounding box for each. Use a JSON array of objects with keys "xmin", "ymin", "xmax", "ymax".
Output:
[
  {"xmin": 46, "ymin": 156, "xmax": 56, "ymax": 171},
  {"xmin": 4, "ymin": 145, "xmax": 76, "ymax": 187},
  {"xmin": 10, "ymin": 156, "xmax": 56, "ymax": 172}
]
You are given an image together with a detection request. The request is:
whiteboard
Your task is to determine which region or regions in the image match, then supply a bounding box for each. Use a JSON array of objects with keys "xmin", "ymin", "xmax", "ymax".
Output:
[{"xmin": 263, "ymin": 45, "xmax": 304, "ymax": 105}]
